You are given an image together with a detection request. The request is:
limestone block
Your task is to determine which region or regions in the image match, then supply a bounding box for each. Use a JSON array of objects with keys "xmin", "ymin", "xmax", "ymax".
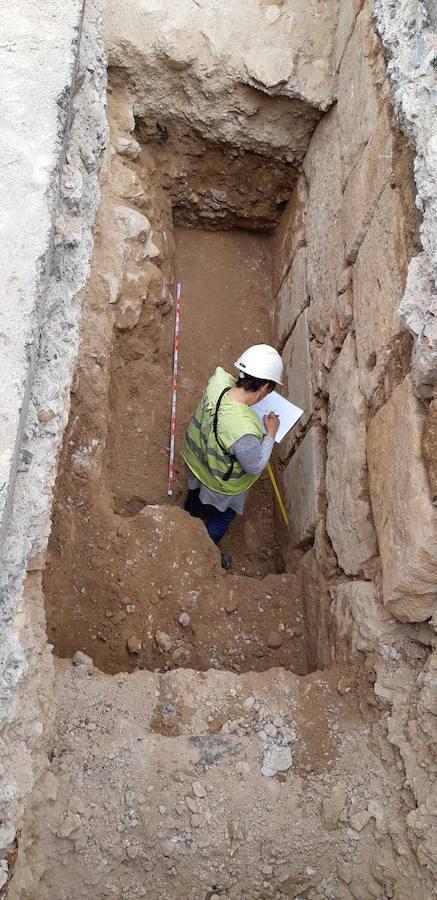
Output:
[
  {"xmin": 354, "ymin": 186, "xmax": 408, "ymax": 403},
  {"xmin": 342, "ymin": 103, "xmax": 395, "ymax": 263},
  {"xmin": 400, "ymin": 254, "xmax": 437, "ymax": 398},
  {"xmin": 367, "ymin": 376, "xmax": 437, "ymax": 622},
  {"xmin": 273, "ymin": 175, "xmax": 308, "ymax": 295},
  {"xmin": 326, "ymin": 334, "xmax": 377, "ymax": 575},
  {"xmin": 282, "ymin": 310, "xmax": 313, "ymax": 425},
  {"xmin": 114, "ymin": 205, "xmax": 152, "ymax": 242},
  {"xmin": 304, "ymin": 107, "xmax": 344, "ymax": 340},
  {"xmin": 330, "ymin": 582, "xmax": 409, "ymax": 663},
  {"xmin": 274, "ymin": 249, "xmax": 308, "ymax": 346},
  {"xmin": 335, "ymin": 0, "xmax": 365, "ymax": 70},
  {"xmin": 282, "ymin": 425, "xmax": 326, "ymax": 548},
  {"xmin": 337, "ymin": 2, "xmax": 385, "ymax": 186}
]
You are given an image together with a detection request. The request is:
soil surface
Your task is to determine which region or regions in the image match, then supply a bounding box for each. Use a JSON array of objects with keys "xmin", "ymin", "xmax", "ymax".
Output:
[{"xmin": 44, "ymin": 228, "xmax": 299, "ymax": 675}]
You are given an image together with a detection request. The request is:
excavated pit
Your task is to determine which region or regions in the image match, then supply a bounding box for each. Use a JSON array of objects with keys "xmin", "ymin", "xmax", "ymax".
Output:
[
  {"xmin": 5, "ymin": 3, "xmax": 437, "ymax": 898},
  {"xmin": 43, "ymin": 79, "xmax": 313, "ymax": 677}
]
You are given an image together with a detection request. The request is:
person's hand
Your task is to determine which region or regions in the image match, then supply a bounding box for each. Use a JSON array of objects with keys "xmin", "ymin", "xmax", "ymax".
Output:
[{"xmin": 264, "ymin": 411, "xmax": 280, "ymax": 439}]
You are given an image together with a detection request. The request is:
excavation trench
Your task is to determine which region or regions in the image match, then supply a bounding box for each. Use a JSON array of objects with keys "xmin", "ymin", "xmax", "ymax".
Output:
[{"xmin": 43, "ymin": 80, "xmax": 313, "ymax": 677}]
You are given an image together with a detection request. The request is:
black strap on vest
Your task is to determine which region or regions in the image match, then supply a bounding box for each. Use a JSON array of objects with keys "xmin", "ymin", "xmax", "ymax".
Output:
[{"xmin": 213, "ymin": 387, "xmax": 235, "ymax": 482}]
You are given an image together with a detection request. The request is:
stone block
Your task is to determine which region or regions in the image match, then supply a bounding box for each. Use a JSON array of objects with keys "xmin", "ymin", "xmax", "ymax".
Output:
[
  {"xmin": 330, "ymin": 582, "xmax": 409, "ymax": 663},
  {"xmin": 273, "ymin": 249, "xmax": 308, "ymax": 346},
  {"xmin": 400, "ymin": 253, "xmax": 437, "ymax": 398},
  {"xmin": 304, "ymin": 107, "xmax": 344, "ymax": 340},
  {"xmin": 342, "ymin": 103, "xmax": 395, "ymax": 263},
  {"xmin": 354, "ymin": 185, "xmax": 408, "ymax": 403},
  {"xmin": 337, "ymin": 2, "xmax": 386, "ymax": 186},
  {"xmin": 282, "ymin": 425, "xmax": 326, "ymax": 548},
  {"xmin": 272, "ymin": 175, "xmax": 308, "ymax": 296},
  {"xmin": 367, "ymin": 376, "xmax": 437, "ymax": 622},
  {"xmin": 335, "ymin": 0, "xmax": 365, "ymax": 70},
  {"xmin": 282, "ymin": 310, "xmax": 313, "ymax": 426},
  {"xmin": 326, "ymin": 334, "xmax": 377, "ymax": 575}
]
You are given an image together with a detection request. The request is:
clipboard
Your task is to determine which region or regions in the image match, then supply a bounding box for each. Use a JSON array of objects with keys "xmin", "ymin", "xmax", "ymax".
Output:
[{"xmin": 252, "ymin": 391, "xmax": 304, "ymax": 444}]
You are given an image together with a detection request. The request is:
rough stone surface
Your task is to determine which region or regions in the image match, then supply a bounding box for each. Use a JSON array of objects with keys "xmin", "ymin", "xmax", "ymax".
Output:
[
  {"xmin": 272, "ymin": 174, "xmax": 308, "ymax": 295},
  {"xmin": 337, "ymin": 0, "xmax": 387, "ymax": 186},
  {"xmin": 281, "ymin": 310, "xmax": 314, "ymax": 431},
  {"xmin": 273, "ymin": 249, "xmax": 308, "ymax": 347},
  {"xmin": 375, "ymin": 0, "xmax": 437, "ymax": 398},
  {"xmin": 326, "ymin": 334, "xmax": 377, "ymax": 575},
  {"xmin": 330, "ymin": 582, "xmax": 419, "ymax": 662},
  {"xmin": 282, "ymin": 426, "xmax": 326, "ymax": 548},
  {"xmin": 304, "ymin": 107, "xmax": 344, "ymax": 340},
  {"xmin": 342, "ymin": 103, "xmax": 396, "ymax": 263},
  {"xmin": 334, "ymin": 0, "xmax": 365, "ymax": 70},
  {"xmin": 367, "ymin": 376, "xmax": 437, "ymax": 622},
  {"xmin": 0, "ymin": 1, "xmax": 107, "ymax": 891},
  {"xmin": 0, "ymin": 0, "xmax": 82, "ymax": 546},
  {"xmin": 354, "ymin": 185, "xmax": 409, "ymax": 403}
]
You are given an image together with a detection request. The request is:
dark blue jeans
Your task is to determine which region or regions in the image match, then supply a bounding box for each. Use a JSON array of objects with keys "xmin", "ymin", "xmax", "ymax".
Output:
[{"xmin": 184, "ymin": 489, "xmax": 236, "ymax": 544}]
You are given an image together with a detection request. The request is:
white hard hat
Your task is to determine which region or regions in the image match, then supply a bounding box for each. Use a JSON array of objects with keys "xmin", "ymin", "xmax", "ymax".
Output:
[{"xmin": 234, "ymin": 344, "xmax": 283, "ymax": 385}]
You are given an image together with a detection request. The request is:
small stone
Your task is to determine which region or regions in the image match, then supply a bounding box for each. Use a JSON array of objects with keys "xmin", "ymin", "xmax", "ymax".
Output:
[
  {"xmin": 192, "ymin": 780, "xmax": 206, "ymax": 799},
  {"xmin": 261, "ymin": 745, "xmax": 293, "ymax": 778},
  {"xmin": 262, "ymin": 865, "xmax": 273, "ymax": 876},
  {"xmin": 322, "ymin": 783, "xmax": 347, "ymax": 830},
  {"xmin": 155, "ymin": 630, "xmax": 173, "ymax": 653},
  {"xmin": 243, "ymin": 696, "xmax": 255, "ymax": 711},
  {"xmin": 115, "ymin": 136, "xmax": 141, "ymax": 160},
  {"xmin": 266, "ymin": 632, "xmax": 282, "ymax": 649},
  {"xmin": 190, "ymin": 814, "xmax": 202, "ymax": 828},
  {"xmin": 112, "ymin": 610, "xmax": 127, "ymax": 625},
  {"xmin": 161, "ymin": 839, "xmax": 175, "ymax": 857},
  {"xmin": 127, "ymin": 845, "xmax": 139, "ymax": 859},
  {"xmin": 127, "ymin": 635, "xmax": 142, "ymax": 654},
  {"xmin": 72, "ymin": 650, "xmax": 93, "ymax": 668},
  {"xmin": 349, "ymin": 809, "xmax": 372, "ymax": 832},
  {"xmin": 178, "ymin": 612, "xmax": 191, "ymax": 627},
  {"xmin": 264, "ymin": 723, "xmax": 277, "ymax": 738},
  {"xmin": 125, "ymin": 791, "xmax": 136, "ymax": 807},
  {"xmin": 58, "ymin": 815, "xmax": 82, "ymax": 838},
  {"xmin": 185, "ymin": 796, "xmax": 198, "ymax": 813},
  {"xmin": 224, "ymin": 598, "xmax": 238, "ymax": 613},
  {"xmin": 37, "ymin": 408, "xmax": 55, "ymax": 423}
]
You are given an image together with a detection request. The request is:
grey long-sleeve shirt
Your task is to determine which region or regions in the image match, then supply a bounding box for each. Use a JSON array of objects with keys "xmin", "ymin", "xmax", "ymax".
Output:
[{"xmin": 185, "ymin": 433, "xmax": 275, "ymax": 514}]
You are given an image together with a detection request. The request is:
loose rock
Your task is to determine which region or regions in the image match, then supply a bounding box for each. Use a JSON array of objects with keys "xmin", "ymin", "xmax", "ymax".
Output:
[
  {"xmin": 127, "ymin": 635, "xmax": 142, "ymax": 654},
  {"xmin": 155, "ymin": 630, "xmax": 173, "ymax": 653},
  {"xmin": 261, "ymin": 745, "xmax": 293, "ymax": 777}
]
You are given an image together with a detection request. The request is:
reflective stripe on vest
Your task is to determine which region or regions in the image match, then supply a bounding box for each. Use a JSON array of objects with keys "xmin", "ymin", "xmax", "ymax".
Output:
[{"xmin": 181, "ymin": 367, "xmax": 263, "ymax": 495}]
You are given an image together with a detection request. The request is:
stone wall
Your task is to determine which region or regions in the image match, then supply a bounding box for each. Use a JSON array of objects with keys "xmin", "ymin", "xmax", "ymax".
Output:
[
  {"xmin": 274, "ymin": 0, "xmax": 430, "ymax": 653},
  {"xmin": 0, "ymin": 0, "xmax": 107, "ymax": 891},
  {"xmin": 274, "ymin": 0, "xmax": 437, "ymax": 880}
]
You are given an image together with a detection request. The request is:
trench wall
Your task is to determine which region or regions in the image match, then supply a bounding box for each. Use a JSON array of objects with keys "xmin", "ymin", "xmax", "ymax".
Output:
[
  {"xmin": 0, "ymin": 0, "xmax": 107, "ymax": 891},
  {"xmin": 274, "ymin": 0, "xmax": 437, "ymax": 878}
]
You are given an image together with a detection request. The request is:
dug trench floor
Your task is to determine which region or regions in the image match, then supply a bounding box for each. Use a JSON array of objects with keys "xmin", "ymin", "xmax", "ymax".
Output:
[{"xmin": 44, "ymin": 228, "xmax": 309, "ymax": 676}]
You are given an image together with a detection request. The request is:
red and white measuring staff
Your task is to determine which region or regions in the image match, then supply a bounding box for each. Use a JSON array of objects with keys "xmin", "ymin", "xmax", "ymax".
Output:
[{"xmin": 167, "ymin": 281, "xmax": 181, "ymax": 496}]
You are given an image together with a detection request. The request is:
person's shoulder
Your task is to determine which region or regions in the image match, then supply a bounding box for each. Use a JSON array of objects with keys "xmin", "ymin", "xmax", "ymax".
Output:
[{"xmin": 210, "ymin": 366, "xmax": 234, "ymax": 384}]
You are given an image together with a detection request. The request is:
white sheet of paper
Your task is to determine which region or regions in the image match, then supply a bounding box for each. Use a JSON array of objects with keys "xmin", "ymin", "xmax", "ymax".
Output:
[{"xmin": 251, "ymin": 391, "xmax": 304, "ymax": 444}]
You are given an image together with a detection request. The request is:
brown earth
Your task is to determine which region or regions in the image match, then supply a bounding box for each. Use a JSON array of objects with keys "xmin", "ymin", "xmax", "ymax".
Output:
[{"xmin": 44, "ymin": 227, "xmax": 301, "ymax": 676}]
